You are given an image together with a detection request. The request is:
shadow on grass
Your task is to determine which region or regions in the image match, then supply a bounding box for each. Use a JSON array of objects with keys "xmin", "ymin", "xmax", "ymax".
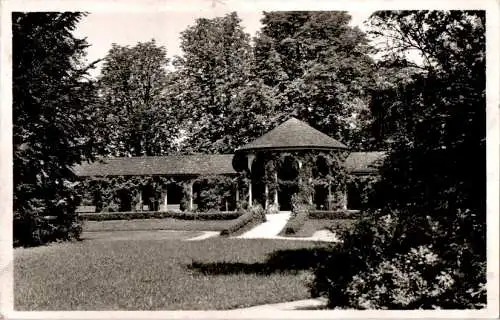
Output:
[{"xmin": 187, "ymin": 247, "xmax": 336, "ymax": 275}]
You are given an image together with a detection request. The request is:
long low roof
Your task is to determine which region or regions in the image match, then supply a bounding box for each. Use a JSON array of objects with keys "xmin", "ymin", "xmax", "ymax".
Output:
[
  {"xmin": 72, "ymin": 152, "xmax": 386, "ymax": 177},
  {"xmin": 344, "ymin": 151, "xmax": 387, "ymax": 174},
  {"xmin": 72, "ymin": 154, "xmax": 237, "ymax": 177}
]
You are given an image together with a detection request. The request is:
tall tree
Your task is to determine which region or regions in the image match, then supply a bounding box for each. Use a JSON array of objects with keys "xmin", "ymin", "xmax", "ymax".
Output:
[
  {"xmin": 172, "ymin": 12, "xmax": 260, "ymax": 154},
  {"xmin": 254, "ymin": 11, "xmax": 376, "ymax": 149},
  {"xmin": 313, "ymin": 11, "xmax": 486, "ymax": 309},
  {"xmin": 97, "ymin": 40, "xmax": 177, "ymax": 156},
  {"xmin": 13, "ymin": 12, "xmax": 99, "ymax": 246},
  {"xmin": 368, "ymin": 10, "xmax": 486, "ymax": 212}
]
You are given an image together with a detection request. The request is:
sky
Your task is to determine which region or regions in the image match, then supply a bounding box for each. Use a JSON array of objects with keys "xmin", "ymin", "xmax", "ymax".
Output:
[{"xmin": 73, "ymin": 10, "xmax": 374, "ymax": 77}]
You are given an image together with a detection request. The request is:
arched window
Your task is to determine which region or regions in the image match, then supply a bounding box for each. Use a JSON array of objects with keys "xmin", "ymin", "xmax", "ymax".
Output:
[{"xmin": 278, "ymin": 155, "xmax": 299, "ymax": 181}]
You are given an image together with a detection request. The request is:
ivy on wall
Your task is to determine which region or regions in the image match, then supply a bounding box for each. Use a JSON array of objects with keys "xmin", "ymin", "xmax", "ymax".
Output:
[
  {"xmin": 192, "ymin": 175, "xmax": 237, "ymax": 212},
  {"xmin": 76, "ymin": 152, "xmax": 379, "ymax": 213},
  {"xmin": 242, "ymin": 150, "xmax": 347, "ymax": 210},
  {"xmin": 77, "ymin": 175, "xmax": 180, "ymax": 212}
]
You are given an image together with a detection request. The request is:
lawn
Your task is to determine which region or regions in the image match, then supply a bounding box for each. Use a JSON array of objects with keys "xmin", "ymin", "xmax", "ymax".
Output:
[
  {"xmin": 287, "ymin": 219, "xmax": 358, "ymax": 238},
  {"xmin": 15, "ymin": 235, "xmax": 335, "ymax": 310},
  {"xmin": 83, "ymin": 217, "xmax": 237, "ymax": 232}
]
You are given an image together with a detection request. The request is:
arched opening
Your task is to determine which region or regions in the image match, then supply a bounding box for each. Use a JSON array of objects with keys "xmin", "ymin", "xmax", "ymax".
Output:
[
  {"xmin": 277, "ymin": 155, "xmax": 299, "ymax": 211},
  {"xmin": 313, "ymin": 155, "xmax": 330, "ymax": 210},
  {"xmin": 166, "ymin": 182, "xmax": 182, "ymax": 211},
  {"xmin": 93, "ymin": 189, "xmax": 103, "ymax": 212},
  {"xmin": 250, "ymin": 156, "xmax": 266, "ymax": 208},
  {"xmin": 117, "ymin": 189, "xmax": 132, "ymax": 212},
  {"xmin": 314, "ymin": 185, "xmax": 328, "ymax": 210},
  {"xmin": 141, "ymin": 184, "xmax": 158, "ymax": 211},
  {"xmin": 347, "ymin": 182, "xmax": 362, "ymax": 210}
]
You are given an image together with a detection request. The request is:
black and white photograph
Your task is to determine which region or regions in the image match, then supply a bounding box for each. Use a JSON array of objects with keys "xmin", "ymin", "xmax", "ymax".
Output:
[{"xmin": 1, "ymin": 0, "xmax": 499, "ymax": 317}]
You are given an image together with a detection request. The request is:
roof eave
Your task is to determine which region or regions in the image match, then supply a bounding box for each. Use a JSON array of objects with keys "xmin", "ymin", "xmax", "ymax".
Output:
[
  {"xmin": 75, "ymin": 172, "xmax": 238, "ymax": 178},
  {"xmin": 235, "ymin": 145, "xmax": 349, "ymax": 153}
]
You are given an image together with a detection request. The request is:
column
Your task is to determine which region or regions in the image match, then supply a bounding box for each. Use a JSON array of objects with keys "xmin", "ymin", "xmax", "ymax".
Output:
[
  {"xmin": 235, "ymin": 186, "xmax": 239, "ymax": 208},
  {"xmin": 328, "ymin": 184, "xmax": 332, "ymax": 210},
  {"xmin": 308, "ymin": 174, "xmax": 313, "ymax": 205},
  {"xmin": 274, "ymin": 172, "xmax": 279, "ymax": 207},
  {"xmin": 138, "ymin": 189, "xmax": 143, "ymax": 211},
  {"xmin": 248, "ymin": 179, "xmax": 253, "ymax": 207},
  {"xmin": 163, "ymin": 187, "xmax": 168, "ymax": 212},
  {"xmin": 343, "ymin": 188, "xmax": 348, "ymax": 210},
  {"xmin": 189, "ymin": 181, "xmax": 194, "ymax": 211},
  {"xmin": 264, "ymin": 184, "xmax": 269, "ymax": 209},
  {"xmin": 247, "ymin": 153, "xmax": 255, "ymax": 208},
  {"xmin": 297, "ymin": 159, "xmax": 303, "ymax": 184}
]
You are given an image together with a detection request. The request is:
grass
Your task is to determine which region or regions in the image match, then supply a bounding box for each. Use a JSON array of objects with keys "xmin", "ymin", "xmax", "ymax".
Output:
[
  {"xmin": 15, "ymin": 236, "xmax": 335, "ymax": 310},
  {"xmin": 83, "ymin": 217, "xmax": 238, "ymax": 232},
  {"xmin": 285, "ymin": 219, "xmax": 358, "ymax": 238}
]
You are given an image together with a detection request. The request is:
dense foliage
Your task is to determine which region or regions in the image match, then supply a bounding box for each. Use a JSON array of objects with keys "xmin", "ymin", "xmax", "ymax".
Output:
[
  {"xmin": 166, "ymin": 11, "xmax": 377, "ymax": 154},
  {"xmin": 312, "ymin": 10, "xmax": 486, "ymax": 309},
  {"xmin": 96, "ymin": 40, "xmax": 178, "ymax": 156},
  {"xmin": 193, "ymin": 175, "xmax": 237, "ymax": 211},
  {"xmin": 254, "ymin": 11, "xmax": 376, "ymax": 150},
  {"xmin": 13, "ymin": 13, "xmax": 99, "ymax": 246},
  {"xmin": 170, "ymin": 12, "xmax": 260, "ymax": 154}
]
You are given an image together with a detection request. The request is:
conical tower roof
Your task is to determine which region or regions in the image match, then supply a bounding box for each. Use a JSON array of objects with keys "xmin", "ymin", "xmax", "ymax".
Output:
[{"xmin": 236, "ymin": 117, "xmax": 348, "ymax": 152}]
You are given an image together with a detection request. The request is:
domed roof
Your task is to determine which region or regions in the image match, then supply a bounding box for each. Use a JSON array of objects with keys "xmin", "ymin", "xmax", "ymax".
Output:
[{"xmin": 236, "ymin": 117, "xmax": 348, "ymax": 152}]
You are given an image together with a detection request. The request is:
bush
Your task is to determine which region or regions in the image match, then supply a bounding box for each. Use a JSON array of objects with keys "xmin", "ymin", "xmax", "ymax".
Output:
[
  {"xmin": 13, "ymin": 181, "xmax": 84, "ymax": 247},
  {"xmin": 249, "ymin": 204, "xmax": 266, "ymax": 222},
  {"xmin": 266, "ymin": 202, "xmax": 279, "ymax": 215},
  {"xmin": 311, "ymin": 209, "xmax": 486, "ymax": 309},
  {"xmin": 80, "ymin": 210, "xmax": 242, "ymax": 221}
]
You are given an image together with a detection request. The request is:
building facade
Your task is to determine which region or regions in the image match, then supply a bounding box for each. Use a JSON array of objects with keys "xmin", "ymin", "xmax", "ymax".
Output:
[{"xmin": 73, "ymin": 118, "xmax": 385, "ymax": 212}]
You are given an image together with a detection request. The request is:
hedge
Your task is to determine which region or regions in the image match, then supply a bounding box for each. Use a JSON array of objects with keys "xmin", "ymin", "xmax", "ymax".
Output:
[
  {"xmin": 282, "ymin": 208, "xmax": 310, "ymax": 235},
  {"xmin": 308, "ymin": 209, "xmax": 360, "ymax": 219},
  {"xmin": 220, "ymin": 211, "xmax": 255, "ymax": 236},
  {"xmin": 79, "ymin": 210, "xmax": 242, "ymax": 221},
  {"xmin": 220, "ymin": 205, "xmax": 267, "ymax": 236}
]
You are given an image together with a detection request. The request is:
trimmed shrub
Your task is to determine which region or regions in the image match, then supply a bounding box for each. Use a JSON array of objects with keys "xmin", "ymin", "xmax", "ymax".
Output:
[
  {"xmin": 220, "ymin": 205, "xmax": 267, "ymax": 236},
  {"xmin": 80, "ymin": 210, "xmax": 242, "ymax": 221},
  {"xmin": 220, "ymin": 211, "xmax": 254, "ymax": 236},
  {"xmin": 282, "ymin": 207, "xmax": 309, "ymax": 235}
]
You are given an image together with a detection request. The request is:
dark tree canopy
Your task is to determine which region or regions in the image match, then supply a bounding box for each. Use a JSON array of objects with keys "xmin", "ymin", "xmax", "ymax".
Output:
[
  {"xmin": 368, "ymin": 10, "xmax": 486, "ymax": 211},
  {"xmin": 13, "ymin": 12, "xmax": 99, "ymax": 246},
  {"xmin": 313, "ymin": 10, "xmax": 486, "ymax": 309}
]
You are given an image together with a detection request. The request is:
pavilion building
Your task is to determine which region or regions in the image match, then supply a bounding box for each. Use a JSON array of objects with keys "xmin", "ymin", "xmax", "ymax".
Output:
[{"xmin": 73, "ymin": 117, "xmax": 386, "ymax": 212}]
